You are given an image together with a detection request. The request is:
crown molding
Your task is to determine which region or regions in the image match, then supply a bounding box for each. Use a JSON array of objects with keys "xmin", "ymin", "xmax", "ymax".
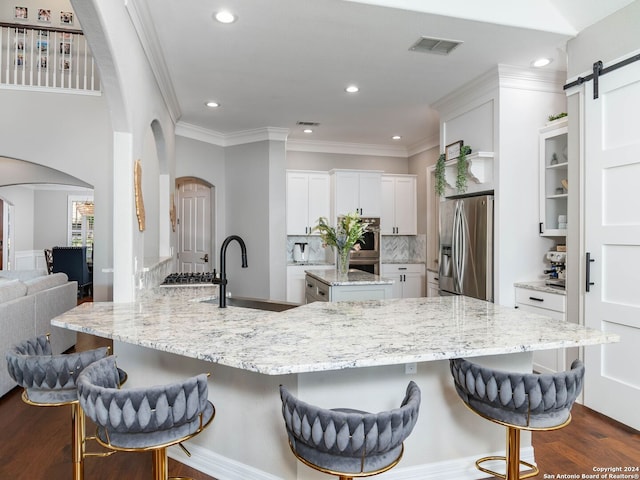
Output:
[
  {"xmin": 286, "ymin": 139, "xmax": 409, "ymax": 158},
  {"xmin": 432, "ymin": 67, "xmax": 500, "ymax": 118},
  {"xmin": 175, "ymin": 122, "xmax": 289, "ymax": 147},
  {"xmin": 497, "ymin": 64, "xmax": 567, "ymax": 93},
  {"xmin": 126, "ymin": 0, "xmax": 181, "ymax": 123}
]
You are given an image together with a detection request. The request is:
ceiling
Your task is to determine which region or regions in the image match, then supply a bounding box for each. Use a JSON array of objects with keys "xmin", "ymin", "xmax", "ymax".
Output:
[{"xmin": 132, "ymin": 0, "xmax": 634, "ymax": 154}]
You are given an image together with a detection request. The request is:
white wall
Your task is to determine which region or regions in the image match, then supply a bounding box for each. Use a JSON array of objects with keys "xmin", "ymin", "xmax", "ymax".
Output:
[
  {"xmin": 567, "ymin": 1, "xmax": 640, "ymax": 79},
  {"xmin": 0, "ymin": 186, "xmax": 34, "ymax": 251}
]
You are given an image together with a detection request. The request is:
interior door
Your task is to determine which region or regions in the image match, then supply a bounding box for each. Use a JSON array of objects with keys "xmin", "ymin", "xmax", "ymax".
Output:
[
  {"xmin": 177, "ymin": 180, "xmax": 212, "ymax": 273},
  {"xmin": 584, "ymin": 61, "xmax": 640, "ymax": 430}
]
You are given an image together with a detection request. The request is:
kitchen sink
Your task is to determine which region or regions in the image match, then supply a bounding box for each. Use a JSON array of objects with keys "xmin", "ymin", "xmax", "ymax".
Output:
[{"xmin": 202, "ymin": 296, "xmax": 299, "ymax": 312}]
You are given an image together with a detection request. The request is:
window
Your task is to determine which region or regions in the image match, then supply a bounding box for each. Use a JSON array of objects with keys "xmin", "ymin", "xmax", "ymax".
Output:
[{"xmin": 68, "ymin": 195, "xmax": 94, "ymax": 259}]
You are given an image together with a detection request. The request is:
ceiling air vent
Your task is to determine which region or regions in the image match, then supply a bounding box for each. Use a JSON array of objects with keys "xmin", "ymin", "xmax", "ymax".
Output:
[
  {"xmin": 409, "ymin": 36, "xmax": 462, "ymax": 55},
  {"xmin": 296, "ymin": 121, "xmax": 320, "ymax": 126}
]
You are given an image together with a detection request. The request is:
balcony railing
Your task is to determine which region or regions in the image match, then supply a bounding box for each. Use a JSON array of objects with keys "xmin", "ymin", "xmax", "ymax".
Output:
[{"xmin": 0, "ymin": 22, "xmax": 100, "ymax": 93}]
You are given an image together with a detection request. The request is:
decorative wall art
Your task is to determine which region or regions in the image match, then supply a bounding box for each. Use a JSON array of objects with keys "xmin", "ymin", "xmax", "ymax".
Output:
[
  {"xmin": 170, "ymin": 193, "xmax": 177, "ymax": 232},
  {"xmin": 60, "ymin": 11, "xmax": 73, "ymax": 25},
  {"xmin": 37, "ymin": 8, "xmax": 51, "ymax": 23},
  {"xmin": 134, "ymin": 159, "xmax": 146, "ymax": 232},
  {"xmin": 14, "ymin": 6, "xmax": 28, "ymax": 20},
  {"xmin": 445, "ymin": 140, "xmax": 463, "ymax": 161}
]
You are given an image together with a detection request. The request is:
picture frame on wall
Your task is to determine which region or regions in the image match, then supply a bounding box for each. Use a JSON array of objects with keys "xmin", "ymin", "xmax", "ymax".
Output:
[
  {"xmin": 37, "ymin": 9, "xmax": 51, "ymax": 23},
  {"xmin": 59, "ymin": 58, "xmax": 71, "ymax": 71},
  {"xmin": 60, "ymin": 11, "xmax": 74, "ymax": 25},
  {"xmin": 445, "ymin": 140, "xmax": 463, "ymax": 161},
  {"xmin": 14, "ymin": 6, "xmax": 28, "ymax": 20},
  {"xmin": 59, "ymin": 41, "xmax": 71, "ymax": 55}
]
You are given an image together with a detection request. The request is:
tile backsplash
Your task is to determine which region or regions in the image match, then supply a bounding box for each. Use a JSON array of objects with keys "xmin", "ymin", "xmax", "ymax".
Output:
[
  {"xmin": 381, "ymin": 234, "xmax": 426, "ymax": 263},
  {"xmin": 286, "ymin": 234, "xmax": 426, "ymax": 264}
]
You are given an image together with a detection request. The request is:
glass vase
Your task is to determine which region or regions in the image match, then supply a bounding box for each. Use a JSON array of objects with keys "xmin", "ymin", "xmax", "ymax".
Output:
[{"xmin": 336, "ymin": 248, "xmax": 350, "ymax": 278}]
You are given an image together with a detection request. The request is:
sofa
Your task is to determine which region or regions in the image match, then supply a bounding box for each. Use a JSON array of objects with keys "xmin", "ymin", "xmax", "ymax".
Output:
[{"xmin": 0, "ymin": 269, "xmax": 78, "ymax": 397}]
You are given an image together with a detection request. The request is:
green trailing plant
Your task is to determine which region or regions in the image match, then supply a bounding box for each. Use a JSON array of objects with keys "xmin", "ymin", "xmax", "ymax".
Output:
[
  {"xmin": 435, "ymin": 153, "xmax": 446, "ymax": 196},
  {"xmin": 456, "ymin": 145, "xmax": 472, "ymax": 193},
  {"xmin": 548, "ymin": 112, "xmax": 567, "ymax": 122}
]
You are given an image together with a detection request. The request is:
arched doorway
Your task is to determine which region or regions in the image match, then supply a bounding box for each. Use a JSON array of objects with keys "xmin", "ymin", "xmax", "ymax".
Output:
[{"xmin": 175, "ymin": 177, "xmax": 214, "ymax": 273}]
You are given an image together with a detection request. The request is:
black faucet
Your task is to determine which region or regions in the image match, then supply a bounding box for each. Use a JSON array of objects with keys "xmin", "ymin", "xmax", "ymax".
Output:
[{"xmin": 212, "ymin": 235, "xmax": 248, "ymax": 307}]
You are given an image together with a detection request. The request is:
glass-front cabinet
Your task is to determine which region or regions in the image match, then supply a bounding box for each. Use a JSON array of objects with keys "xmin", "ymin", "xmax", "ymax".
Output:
[{"xmin": 539, "ymin": 118, "xmax": 568, "ymax": 237}]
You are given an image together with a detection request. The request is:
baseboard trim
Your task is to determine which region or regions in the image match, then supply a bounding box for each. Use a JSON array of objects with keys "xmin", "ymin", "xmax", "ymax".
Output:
[{"xmin": 168, "ymin": 444, "xmax": 536, "ymax": 480}]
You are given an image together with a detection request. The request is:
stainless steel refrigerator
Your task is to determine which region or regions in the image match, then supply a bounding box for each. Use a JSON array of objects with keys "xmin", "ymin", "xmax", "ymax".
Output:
[{"xmin": 439, "ymin": 194, "xmax": 494, "ymax": 301}]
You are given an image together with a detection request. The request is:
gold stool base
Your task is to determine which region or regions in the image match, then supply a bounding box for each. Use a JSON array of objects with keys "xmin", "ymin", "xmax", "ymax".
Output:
[{"xmin": 476, "ymin": 456, "xmax": 539, "ymax": 480}]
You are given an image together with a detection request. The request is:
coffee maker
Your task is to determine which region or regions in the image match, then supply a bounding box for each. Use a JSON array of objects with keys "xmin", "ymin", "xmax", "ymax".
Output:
[{"xmin": 544, "ymin": 251, "xmax": 566, "ymax": 288}]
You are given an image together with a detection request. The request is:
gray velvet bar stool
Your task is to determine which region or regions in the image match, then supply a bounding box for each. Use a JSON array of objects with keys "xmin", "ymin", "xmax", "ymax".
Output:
[
  {"xmin": 279, "ymin": 381, "xmax": 421, "ymax": 480},
  {"xmin": 5, "ymin": 334, "xmax": 125, "ymax": 480},
  {"xmin": 77, "ymin": 356, "xmax": 215, "ymax": 480},
  {"xmin": 449, "ymin": 357, "xmax": 585, "ymax": 480}
]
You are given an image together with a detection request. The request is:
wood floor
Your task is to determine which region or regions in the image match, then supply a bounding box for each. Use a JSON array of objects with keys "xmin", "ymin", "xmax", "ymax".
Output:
[{"xmin": 1, "ymin": 334, "xmax": 638, "ymax": 479}]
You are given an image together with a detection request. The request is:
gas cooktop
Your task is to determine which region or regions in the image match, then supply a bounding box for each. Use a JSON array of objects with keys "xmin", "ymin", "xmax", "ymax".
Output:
[{"xmin": 161, "ymin": 272, "xmax": 216, "ymax": 285}]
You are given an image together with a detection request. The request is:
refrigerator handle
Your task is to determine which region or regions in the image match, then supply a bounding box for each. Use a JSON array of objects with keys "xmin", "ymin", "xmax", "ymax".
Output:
[{"xmin": 457, "ymin": 201, "xmax": 466, "ymax": 291}]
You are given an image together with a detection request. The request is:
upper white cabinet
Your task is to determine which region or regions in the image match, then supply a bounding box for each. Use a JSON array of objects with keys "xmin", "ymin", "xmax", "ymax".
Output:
[
  {"xmin": 381, "ymin": 174, "xmax": 417, "ymax": 235},
  {"xmin": 331, "ymin": 170, "xmax": 382, "ymax": 218},
  {"xmin": 286, "ymin": 170, "xmax": 330, "ymax": 235},
  {"xmin": 539, "ymin": 119, "xmax": 568, "ymax": 236}
]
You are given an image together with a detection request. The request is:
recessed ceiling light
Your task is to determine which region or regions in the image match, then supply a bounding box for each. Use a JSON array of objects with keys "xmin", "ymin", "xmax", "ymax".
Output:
[
  {"xmin": 532, "ymin": 57, "xmax": 552, "ymax": 68},
  {"xmin": 392, "ymin": 135, "xmax": 402, "ymax": 140},
  {"xmin": 303, "ymin": 129, "xmax": 313, "ymax": 134},
  {"xmin": 214, "ymin": 10, "xmax": 236, "ymax": 24},
  {"xmin": 206, "ymin": 101, "xmax": 220, "ymax": 108},
  {"xmin": 345, "ymin": 85, "xmax": 359, "ymax": 93}
]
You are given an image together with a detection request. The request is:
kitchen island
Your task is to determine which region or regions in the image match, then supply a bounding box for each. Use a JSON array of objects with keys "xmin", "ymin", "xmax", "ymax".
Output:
[
  {"xmin": 304, "ymin": 268, "xmax": 394, "ymax": 303},
  {"xmin": 52, "ymin": 288, "xmax": 617, "ymax": 480}
]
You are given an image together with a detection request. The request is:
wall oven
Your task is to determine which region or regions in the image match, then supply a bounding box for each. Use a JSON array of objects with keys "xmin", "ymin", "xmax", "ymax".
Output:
[{"xmin": 345, "ymin": 216, "xmax": 380, "ymax": 275}]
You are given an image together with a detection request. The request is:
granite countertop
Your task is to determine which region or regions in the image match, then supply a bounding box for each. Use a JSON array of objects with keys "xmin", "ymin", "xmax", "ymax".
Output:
[
  {"xmin": 514, "ymin": 281, "xmax": 567, "ymax": 295},
  {"xmin": 305, "ymin": 268, "xmax": 394, "ymax": 286},
  {"xmin": 52, "ymin": 287, "xmax": 617, "ymax": 376}
]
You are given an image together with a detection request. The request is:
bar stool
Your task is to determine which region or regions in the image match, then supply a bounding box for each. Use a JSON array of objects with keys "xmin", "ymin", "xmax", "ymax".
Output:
[
  {"xmin": 279, "ymin": 381, "xmax": 421, "ymax": 480},
  {"xmin": 5, "ymin": 334, "xmax": 124, "ymax": 480},
  {"xmin": 449, "ymin": 358, "xmax": 585, "ymax": 480},
  {"xmin": 77, "ymin": 356, "xmax": 215, "ymax": 480}
]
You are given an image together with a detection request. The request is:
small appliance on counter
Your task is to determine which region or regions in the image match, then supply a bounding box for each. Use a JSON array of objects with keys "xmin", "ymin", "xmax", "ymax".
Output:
[
  {"xmin": 544, "ymin": 251, "xmax": 566, "ymax": 288},
  {"xmin": 293, "ymin": 242, "xmax": 308, "ymax": 263}
]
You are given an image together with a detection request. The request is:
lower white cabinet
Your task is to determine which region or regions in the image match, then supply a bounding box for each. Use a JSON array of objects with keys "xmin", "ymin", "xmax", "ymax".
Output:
[
  {"xmin": 381, "ymin": 263, "xmax": 425, "ymax": 299},
  {"xmin": 286, "ymin": 265, "xmax": 333, "ymax": 304},
  {"xmin": 305, "ymin": 274, "xmax": 393, "ymax": 303},
  {"xmin": 427, "ymin": 270, "xmax": 440, "ymax": 297},
  {"xmin": 514, "ymin": 286, "xmax": 567, "ymax": 374}
]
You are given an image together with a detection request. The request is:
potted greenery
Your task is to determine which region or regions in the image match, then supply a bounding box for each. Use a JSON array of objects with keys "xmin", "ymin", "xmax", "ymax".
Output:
[
  {"xmin": 435, "ymin": 145, "xmax": 473, "ymax": 196},
  {"xmin": 313, "ymin": 213, "xmax": 368, "ymax": 278}
]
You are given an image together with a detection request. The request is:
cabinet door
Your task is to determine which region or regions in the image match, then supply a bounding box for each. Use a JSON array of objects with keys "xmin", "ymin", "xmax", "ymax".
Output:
[
  {"xmin": 358, "ymin": 172, "xmax": 382, "ymax": 216},
  {"xmin": 286, "ymin": 173, "xmax": 310, "ymax": 235},
  {"xmin": 380, "ymin": 176, "xmax": 396, "ymax": 234},
  {"xmin": 286, "ymin": 266, "xmax": 307, "ymax": 304},
  {"xmin": 394, "ymin": 176, "xmax": 417, "ymax": 235},
  {"xmin": 307, "ymin": 173, "xmax": 330, "ymax": 230},
  {"xmin": 334, "ymin": 171, "xmax": 361, "ymax": 216},
  {"xmin": 402, "ymin": 272, "xmax": 424, "ymax": 298},
  {"xmin": 516, "ymin": 303, "xmax": 565, "ymax": 374}
]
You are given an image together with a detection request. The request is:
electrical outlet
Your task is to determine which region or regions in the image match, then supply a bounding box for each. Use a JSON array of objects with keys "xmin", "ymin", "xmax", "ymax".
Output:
[{"xmin": 405, "ymin": 362, "xmax": 417, "ymax": 375}]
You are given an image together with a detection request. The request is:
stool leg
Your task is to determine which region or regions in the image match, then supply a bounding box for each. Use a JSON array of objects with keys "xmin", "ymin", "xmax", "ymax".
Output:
[
  {"xmin": 505, "ymin": 427, "xmax": 520, "ymax": 480},
  {"xmin": 153, "ymin": 448, "xmax": 169, "ymax": 480},
  {"xmin": 71, "ymin": 403, "xmax": 85, "ymax": 480}
]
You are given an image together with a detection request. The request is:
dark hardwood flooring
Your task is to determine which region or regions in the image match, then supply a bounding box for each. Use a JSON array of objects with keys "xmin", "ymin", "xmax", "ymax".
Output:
[{"xmin": 1, "ymin": 331, "xmax": 637, "ymax": 479}]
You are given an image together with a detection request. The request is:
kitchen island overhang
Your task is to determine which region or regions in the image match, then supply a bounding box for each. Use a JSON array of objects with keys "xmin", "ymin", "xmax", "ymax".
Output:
[{"xmin": 51, "ymin": 291, "xmax": 618, "ymax": 480}]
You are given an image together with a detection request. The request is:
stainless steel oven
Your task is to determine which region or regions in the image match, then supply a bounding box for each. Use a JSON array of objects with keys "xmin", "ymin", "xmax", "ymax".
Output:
[{"xmin": 346, "ymin": 216, "xmax": 380, "ymax": 275}]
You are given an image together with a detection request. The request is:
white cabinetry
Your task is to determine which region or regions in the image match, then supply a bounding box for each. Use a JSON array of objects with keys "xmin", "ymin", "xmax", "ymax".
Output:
[
  {"xmin": 331, "ymin": 170, "xmax": 382, "ymax": 218},
  {"xmin": 286, "ymin": 265, "xmax": 332, "ymax": 304},
  {"xmin": 286, "ymin": 171, "xmax": 329, "ymax": 235},
  {"xmin": 539, "ymin": 119, "xmax": 568, "ymax": 236},
  {"xmin": 381, "ymin": 263, "xmax": 425, "ymax": 298},
  {"xmin": 427, "ymin": 270, "xmax": 440, "ymax": 297},
  {"xmin": 514, "ymin": 286, "xmax": 566, "ymax": 374},
  {"xmin": 381, "ymin": 174, "xmax": 417, "ymax": 235},
  {"xmin": 305, "ymin": 274, "xmax": 392, "ymax": 302}
]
